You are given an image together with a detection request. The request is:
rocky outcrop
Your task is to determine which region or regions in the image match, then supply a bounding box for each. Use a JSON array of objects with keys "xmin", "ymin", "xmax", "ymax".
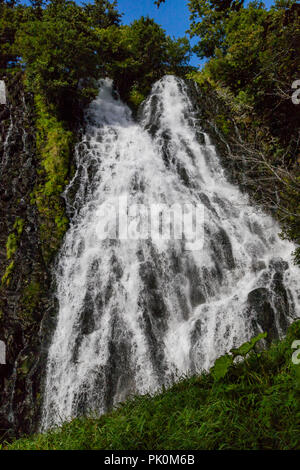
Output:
[{"xmin": 0, "ymin": 74, "xmax": 57, "ymax": 440}]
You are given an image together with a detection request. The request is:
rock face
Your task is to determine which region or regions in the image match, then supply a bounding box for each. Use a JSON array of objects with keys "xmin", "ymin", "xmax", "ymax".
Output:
[
  {"xmin": 0, "ymin": 75, "xmax": 56, "ymax": 440},
  {"xmin": 247, "ymin": 258, "xmax": 291, "ymax": 343}
]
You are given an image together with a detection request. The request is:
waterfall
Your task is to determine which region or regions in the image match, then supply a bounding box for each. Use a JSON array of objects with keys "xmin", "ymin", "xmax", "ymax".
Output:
[{"xmin": 41, "ymin": 76, "xmax": 300, "ymax": 429}]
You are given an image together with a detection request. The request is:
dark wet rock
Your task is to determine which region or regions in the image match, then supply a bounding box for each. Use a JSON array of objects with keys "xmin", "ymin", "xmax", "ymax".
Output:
[
  {"xmin": 79, "ymin": 292, "xmax": 96, "ymax": 336},
  {"xmin": 199, "ymin": 192, "xmax": 219, "ymax": 218},
  {"xmin": 195, "ymin": 131, "xmax": 205, "ymax": 145},
  {"xmin": 186, "ymin": 263, "xmax": 206, "ymax": 308},
  {"xmin": 176, "ymin": 163, "xmax": 190, "ymax": 187},
  {"xmin": 252, "ymin": 259, "xmax": 267, "ymax": 273},
  {"xmin": 138, "ymin": 257, "xmax": 169, "ymax": 380},
  {"xmin": 210, "ymin": 227, "xmax": 235, "ymax": 270},
  {"xmin": 269, "ymin": 257, "xmax": 289, "ymax": 273},
  {"xmin": 246, "ymin": 279, "xmax": 291, "ymax": 344},
  {"xmin": 270, "ymin": 272, "xmax": 290, "ymax": 332},
  {"xmin": 0, "ymin": 75, "xmax": 76, "ymax": 441},
  {"xmin": 104, "ymin": 315, "xmax": 135, "ymax": 410},
  {"xmin": 247, "ymin": 288, "xmax": 278, "ymax": 342},
  {"xmin": 190, "ymin": 318, "xmax": 202, "ymax": 345},
  {"xmin": 142, "ymin": 95, "xmax": 161, "ymax": 137}
]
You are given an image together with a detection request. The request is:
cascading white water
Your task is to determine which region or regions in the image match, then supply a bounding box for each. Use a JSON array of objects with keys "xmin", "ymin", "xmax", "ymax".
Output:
[{"xmin": 41, "ymin": 76, "xmax": 300, "ymax": 429}]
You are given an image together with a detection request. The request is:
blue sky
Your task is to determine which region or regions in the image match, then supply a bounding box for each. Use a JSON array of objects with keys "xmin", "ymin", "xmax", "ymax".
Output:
[{"xmin": 117, "ymin": 0, "xmax": 276, "ymax": 68}]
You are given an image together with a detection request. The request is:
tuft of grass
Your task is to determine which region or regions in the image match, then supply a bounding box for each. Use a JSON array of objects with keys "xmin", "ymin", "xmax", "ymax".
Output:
[{"xmin": 4, "ymin": 320, "xmax": 300, "ymax": 450}]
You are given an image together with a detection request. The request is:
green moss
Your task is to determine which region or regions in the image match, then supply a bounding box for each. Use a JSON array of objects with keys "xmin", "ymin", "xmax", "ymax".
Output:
[
  {"xmin": 1, "ymin": 217, "xmax": 24, "ymax": 288},
  {"xmin": 1, "ymin": 261, "xmax": 15, "ymax": 287},
  {"xmin": 5, "ymin": 321, "xmax": 300, "ymax": 450},
  {"xmin": 6, "ymin": 233, "xmax": 18, "ymax": 261},
  {"xmin": 19, "ymin": 280, "xmax": 42, "ymax": 322},
  {"xmin": 6, "ymin": 217, "xmax": 24, "ymax": 260},
  {"xmin": 19, "ymin": 356, "xmax": 31, "ymax": 376},
  {"xmin": 13, "ymin": 217, "xmax": 25, "ymax": 236},
  {"xmin": 32, "ymin": 95, "xmax": 74, "ymax": 264}
]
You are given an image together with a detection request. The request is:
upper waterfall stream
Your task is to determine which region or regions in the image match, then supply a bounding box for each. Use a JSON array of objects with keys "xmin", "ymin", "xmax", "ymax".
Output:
[{"xmin": 41, "ymin": 76, "xmax": 300, "ymax": 429}]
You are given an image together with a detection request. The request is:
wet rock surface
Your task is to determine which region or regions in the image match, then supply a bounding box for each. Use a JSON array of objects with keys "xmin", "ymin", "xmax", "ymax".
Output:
[{"xmin": 0, "ymin": 75, "xmax": 56, "ymax": 440}]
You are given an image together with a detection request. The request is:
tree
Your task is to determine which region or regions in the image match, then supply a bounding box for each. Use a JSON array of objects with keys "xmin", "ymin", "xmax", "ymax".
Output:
[
  {"xmin": 12, "ymin": 1, "xmax": 191, "ymax": 116},
  {"xmin": 84, "ymin": 0, "xmax": 121, "ymax": 28},
  {"xmin": 190, "ymin": 0, "xmax": 300, "ymax": 262},
  {"xmin": 188, "ymin": 0, "xmax": 246, "ymax": 58},
  {"xmin": 15, "ymin": 0, "xmax": 104, "ymax": 115},
  {"xmin": 0, "ymin": 1, "xmax": 25, "ymax": 71},
  {"xmin": 97, "ymin": 16, "xmax": 192, "ymax": 104}
]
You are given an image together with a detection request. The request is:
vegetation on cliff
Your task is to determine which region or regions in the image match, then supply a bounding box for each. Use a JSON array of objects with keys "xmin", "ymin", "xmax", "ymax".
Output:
[
  {"xmin": 32, "ymin": 95, "xmax": 73, "ymax": 264},
  {"xmin": 187, "ymin": 0, "xmax": 300, "ymax": 262},
  {"xmin": 1, "ymin": 217, "xmax": 24, "ymax": 287},
  {"xmin": 4, "ymin": 320, "xmax": 300, "ymax": 450}
]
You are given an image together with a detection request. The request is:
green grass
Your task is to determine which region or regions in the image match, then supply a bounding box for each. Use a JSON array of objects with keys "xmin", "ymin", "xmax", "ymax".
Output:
[{"xmin": 4, "ymin": 321, "xmax": 300, "ymax": 450}]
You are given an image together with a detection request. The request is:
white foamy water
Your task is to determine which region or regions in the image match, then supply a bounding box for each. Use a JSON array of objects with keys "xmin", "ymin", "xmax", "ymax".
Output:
[{"xmin": 41, "ymin": 76, "xmax": 300, "ymax": 429}]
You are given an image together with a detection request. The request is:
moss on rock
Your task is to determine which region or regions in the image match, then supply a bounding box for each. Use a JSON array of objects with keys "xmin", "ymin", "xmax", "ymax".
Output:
[{"xmin": 32, "ymin": 95, "xmax": 74, "ymax": 264}]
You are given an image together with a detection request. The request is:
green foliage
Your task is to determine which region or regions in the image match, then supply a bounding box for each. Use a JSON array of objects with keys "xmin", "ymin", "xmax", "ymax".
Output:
[
  {"xmin": 5, "ymin": 321, "xmax": 300, "ymax": 450},
  {"xmin": 215, "ymin": 113, "xmax": 232, "ymax": 135},
  {"xmin": 5, "ymin": 217, "xmax": 24, "ymax": 260},
  {"xmin": 8, "ymin": 1, "xmax": 191, "ymax": 117},
  {"xmin": 15, "ymin": 1, "xmax": 101, "ymax": 117},
  {"xmin": 97, "ymin": 17, "xmax": 192, "ymax": 103},
  {"xmin": 189, "ymin": 0, "xmax": 300, "ymax": 262},
  {"xmin": 83, "ymin": 0, "xmax": 121, "ymax": 28},
  {"xmin": 32, "ymin": 94, "xmax": 73, "ymax": 264},
  {"xmin": 231, "ymin": 332, "xmax": 267, "ymax": 358},
  {"xmin": 128, "ymin": 86, "xmax": 146, "ymax": 109},
  {"xmin": 211, "ymin": 332, "xmax": 267, "ymax": 380},
  {"xmin": 19, "ymin": 279, "xmax": 42, "ymax": 322},
  {"xmin": 0, "ymin": 1, "xmax": 25, "ymax": 72},
  {"xmin": 190, "ymin": 0, "xmax": 300, "ymax": 147},
  {"xmin": 211, "ymin": 354, "xmax": 233, "ymax": 381},
  {"xmin": 188, "ymin": 0, "xmax": 245, "ymax": 59}
]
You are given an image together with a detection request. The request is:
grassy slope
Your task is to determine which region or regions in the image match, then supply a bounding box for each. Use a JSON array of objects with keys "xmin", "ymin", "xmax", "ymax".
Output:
[{"xmin": 5, "ymin": 321, "xmax": 300, "ymax": 450}]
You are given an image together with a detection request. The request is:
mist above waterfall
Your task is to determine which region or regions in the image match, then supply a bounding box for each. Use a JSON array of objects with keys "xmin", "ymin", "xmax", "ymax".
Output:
[{"xmin": 41, "ymin": 76, "xmax": 300, "ymax": 430}]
